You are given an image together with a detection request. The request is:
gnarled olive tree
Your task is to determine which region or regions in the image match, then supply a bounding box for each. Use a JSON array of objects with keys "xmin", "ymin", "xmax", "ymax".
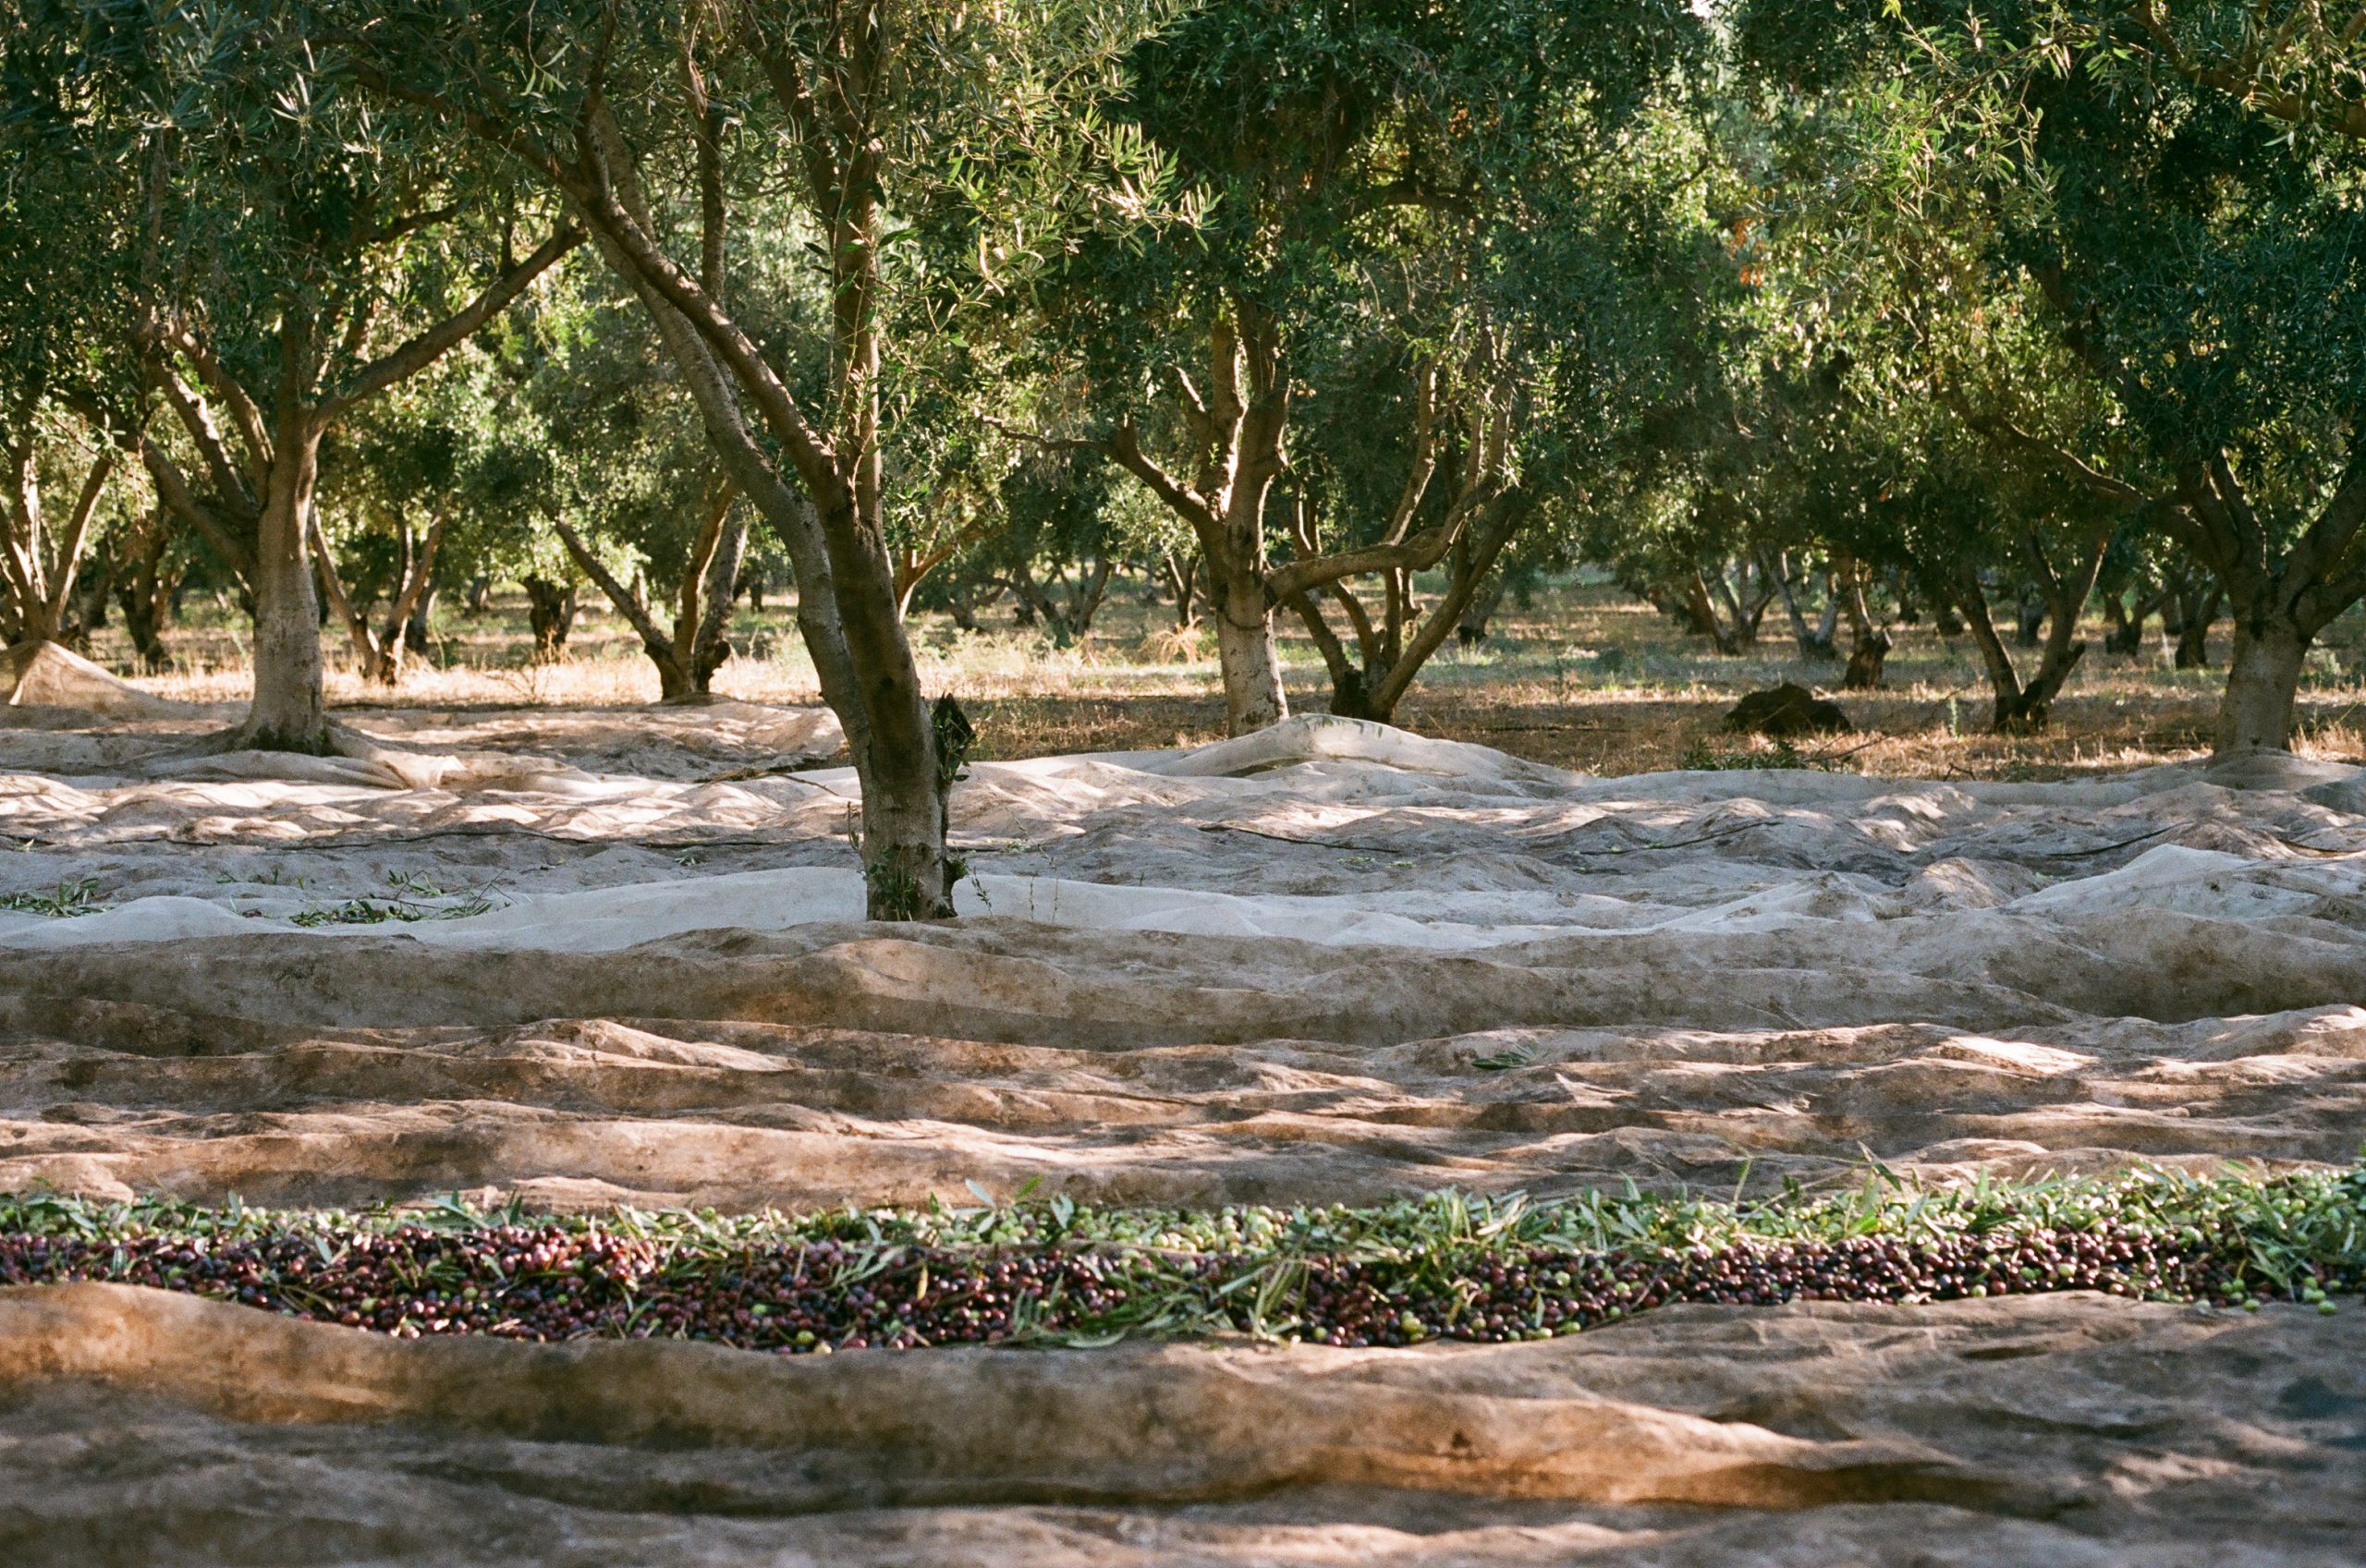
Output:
[{"xmin": 339, "ymin": 0, "xmax": 1180, "ymax": 914}]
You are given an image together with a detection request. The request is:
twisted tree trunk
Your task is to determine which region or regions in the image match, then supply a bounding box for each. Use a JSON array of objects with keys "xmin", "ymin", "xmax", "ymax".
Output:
[
  {"xmin": 1948, "ymin": 526, "xmax": 2109, "ymax": 733},
  {"xmin": 114, "ymin": 510, "xmax": 183, "ymax": 673},
  {"xmin": 523, "ymin": 577, "xmax": 577, "ymax": 661},
  {"xmin": 314, "ymin": 507, "xmax": 448, "ymax": 687},
  {"xmin": 0, "ymin": 411, "xmax": 113, "ymax": 650},
  {"xmin": 553, "ymin": 484, "xmax": 747, "ymax": 701}
]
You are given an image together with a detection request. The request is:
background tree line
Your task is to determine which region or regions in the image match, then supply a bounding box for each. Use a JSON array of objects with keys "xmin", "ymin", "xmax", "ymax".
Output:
[{"xmin": 6, "ymin": 0, "xmax": 2364, "ymax": 914}]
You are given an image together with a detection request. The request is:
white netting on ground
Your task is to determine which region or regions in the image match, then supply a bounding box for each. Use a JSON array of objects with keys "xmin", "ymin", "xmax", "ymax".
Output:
[
  {"xmin": 3, "ymin": 702, "xmax": 2364, "ymax": 1562},
  {"xmin": 2, "ymin": 640, "xmax": 188, "ymax": 717}
]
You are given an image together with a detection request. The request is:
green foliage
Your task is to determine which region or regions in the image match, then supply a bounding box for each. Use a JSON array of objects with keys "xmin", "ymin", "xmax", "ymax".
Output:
[
  {"xmin": 13, "ymin": 0, "xmax": 2366, "ymax": 747},
  {"xmin": 284, "ymin": 869, "xmax": 497, "ymax": 926},
  {"xmin": 19, "ymin": 0, "xmax": 554, "ymax": 422},
  {"xmin": 1677, "ymin": 737, "xmax": 1811, "ymax": 771},
  {"xmin": 5, "ymin": 1159, "xmax": 2360, "ymax": 1344},
  {"xmin": 1735, "ymin": 0, "xmax": 2366, "ymax": 661},
  {"xmin": 0, "ymin": 877, "xmax": 108, "ymax": 917}
]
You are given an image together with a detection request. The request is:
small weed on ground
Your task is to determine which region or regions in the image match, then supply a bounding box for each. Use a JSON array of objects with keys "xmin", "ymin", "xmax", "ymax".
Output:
[
  {"xmin": 0, "ymin": 878, "xmax": 108, "ymax": 917},
  {"xmin": 286, "ymin": 869, "xmax": 501, "ymax": 927},
  {"xmin": 1678, "ymin": 738, "xmax": 1813, "ymax": 771}
]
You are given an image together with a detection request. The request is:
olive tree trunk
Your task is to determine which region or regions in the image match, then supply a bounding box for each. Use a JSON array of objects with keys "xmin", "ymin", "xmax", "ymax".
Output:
[
  {"xmin": 1215, "ymin": 565, "xmax": 1287, "ymax": 732},
  {"xmin": 1290, "ymin": 494, "xmax": 1526, "ymax": 725},
  {"xmin": 1947, "ymin": 526, "xmax": 2108, "ymax": 734},
  {"xmin": 523, "ymin": 577, "xmax": 577, "ymax": 661},
  {"xmin": 2214, "ymin": 614, "xmax": 2309, "ymax": 754},
  {"xmin": 552, "ymin": 490, "xmax": 746, "ymax": 702},
  {"xmin": 314, "ymin": 508, "xmax": 447, "ymax": 687},
  {"xmin": 2176, "ymin": 453, "xmax": 2366, "ymax": 754},
  {"xmin": 114, "ymin": 510, "xmax": 182, "ymax": 673},
  {"xmin": 243, "ymin": 422, "xmax": 332, "ymax": 751},
  {"xmin": 106, "ymin": 231, "xmax": 580, "ymax": 750},
  {"xmin": 560, "ymin": 92, "xmax": 962, "ymax": 918}
]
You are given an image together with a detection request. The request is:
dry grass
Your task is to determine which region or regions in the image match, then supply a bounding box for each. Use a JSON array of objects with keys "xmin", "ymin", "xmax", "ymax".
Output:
[{"xmin": 91, "ymin": 579, "xmax": 2366, "ymax": 777}]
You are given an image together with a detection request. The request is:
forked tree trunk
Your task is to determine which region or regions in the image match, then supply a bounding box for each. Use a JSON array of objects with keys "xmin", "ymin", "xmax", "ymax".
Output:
[
  {"xmin": 1144, "ymin": 309, "xmax": 1297, "ymax": 737},
  {"xmin": 115, "ymin": 520, "xmax": 181, "ymax": 674},
  {"xmin": 1774, "ymin": 555, "xmax": 1837, "ymax": 660},
  {"xmin": 0, "ymin": 425, "xmax": 112, "ymax": 650},
  {"xmin": 1647, "ymin": 577, "xmax": 1718, "ymax": 638},
  {"xmin": 1950, "ymin": 532, "xmax": 2105, "ymax": 734},
  {"xmin": 553, "ymin": 489, "xmax": 746, "ymax": 702},
  {"xmin": 1292, "ymin": 498, "xmax": 1524, "ymax": 724},
  {"xmin": 106, "ymin": 225, "xmax": 579, "ymax": 751},
  {"xmin": 405, "ymin": 582, "xmax": 437, "ymax": 662},
  {"xmin": 1838, "ymin": 570, "xmax": 1888, "ymax": 689},
  {"xmin": 1812, "ymin": 575, "xmax": 1844, "ymax": 654},
  {"xmin": 1161, "ymin": 550, "xmax": 1201, "ymax": 630},
  {"xmin": 1709, "ymin": 558, "xmax": 1776, "ymax": 649},
  {"xmin": 2166, "ymin": 579, "xmax": 2221, "ymax": 669},
  {"xmin": 315, "ymin": 509, "xmax": 447, "ymax": 687},
  {"xmin": 1006, "ymin": 553, "xmax": 1114, "ymax": 645},
  {"xmin": 2100, "ymin": 590, "xmax": 2154, "ymax": 656},
  {"xmin": 1843, "ymin": 628, "xmax": 1891, "ymax": 689},
  {"xmin": 1068, "ymin": 555, "xmax": 1115, "ymax": 637},
  {"xmin": 1684, "ymin": 569, "xmax": 1740, "ymax": 655}
]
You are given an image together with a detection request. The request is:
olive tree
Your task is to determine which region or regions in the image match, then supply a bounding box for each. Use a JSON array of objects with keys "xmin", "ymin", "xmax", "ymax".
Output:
[
  {"xmin": 1283, "ymin": 104, "xmax": 1727, "ymax": 723},
  {"xmin": 1008, "ymin": 0, "xmax": 1702, "ymax": 734},
  {"xmin": 0, "ymin": 25, "xmax": 138, "ymax": 651},
  {"xmin": 15, "ymin": 2, "xmax": 579, "ymax": 749},
  {"xmin": 1745, "ymin": 0, "xmax": 2366, "ymax": 753},
  {"xmin": 335, "ymin": 0, "xmax": 1183, "ymax": 916}
]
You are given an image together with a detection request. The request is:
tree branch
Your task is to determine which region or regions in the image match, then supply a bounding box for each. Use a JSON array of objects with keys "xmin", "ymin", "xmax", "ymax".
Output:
[
  {"xmin": 381, "ymin": 509, "xmax": 449, "ymax": 653},
  {"xmin": 160, "ymin": 326, "xmax": 271, "ymax": 485},
  {"xmin": 360, "ymin": 201, "xmax": 460, "ymax": 247},
  {"xmin": 571, "ymin": 103, "xmax": 840, "ymax": 492},
  {"xmin": 326, "ymin": 224, "xmax": 583, "ymax": 418},
  {"xmin": 1946, "ymin": 393, "xmax": 2154, "ymax": 509},
  {"xmin": 1369, "ymin": 495, "xmax": 1527, "ymax": 717},
  {"xmin": 308, "ymin": 510, "xmax": 380, "ymax": 666},
  {"xmin": 982, "ymin": 412, "xmax": 1222, "ymax": 541},
  {"xmin": 553, "ymin": 514, "xmax": 674, "ymax": 659},
  {"xmin": 147, "ymin": 358, "xmax": 258, "ymax": 516},
  {"xmin": 1262, "ymin": 513, "xmax": 1471, "ymax": 603},
  {"xmin": 64, "ymin": 393, "xmax": 255, "ymax": 581},
  {"xmin": 2128, "ymin": 0, "xmax": 2366, "ymax": 141},
  {"xmin": 40, "ymin": 448, "xmax": 114, "ymax": 627}
]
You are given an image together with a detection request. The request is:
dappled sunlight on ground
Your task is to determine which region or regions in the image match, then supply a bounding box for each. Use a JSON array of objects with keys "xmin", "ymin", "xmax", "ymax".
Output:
[{"xmin": 5, "ymin": 656, "xmax": 2365, "ymax": 1562}]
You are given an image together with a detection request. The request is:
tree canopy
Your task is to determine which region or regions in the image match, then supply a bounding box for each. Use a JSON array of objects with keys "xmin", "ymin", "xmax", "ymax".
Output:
[{"xmin": 11, "ymin": 0, "xmax": 2366, "ymax": 917}]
